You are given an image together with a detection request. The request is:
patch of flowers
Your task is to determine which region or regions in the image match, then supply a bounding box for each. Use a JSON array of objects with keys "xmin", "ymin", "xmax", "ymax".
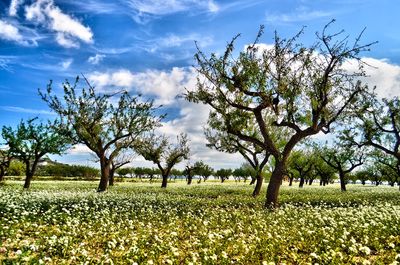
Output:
[{"xmin": 0, "ymin": 181, "xmax": 399, "ymax": 264}]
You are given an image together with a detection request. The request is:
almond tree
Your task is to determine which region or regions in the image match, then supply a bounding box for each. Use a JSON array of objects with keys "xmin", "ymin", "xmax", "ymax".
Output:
[
  {"xmin": 2, "ymin": 118, "xmax": 70, "ymax": 189},
  {"xmin": 320, "ymin": 145, "xmax": 364, "ymax": 191},
  {"xmin": 185, "ymin": 21, "xmax": 374, "ymax": 207},
  {"xmin": 0, "ymin": 148, "xmax": 12, "ymax": 182},
  {"xmin": 40, "ymin": 76, "xmax": 161, "ymax": 192},
  {"xmin": 134, "ymin": 133, "xmax": 189, "ymax": 188},
  {"xmin": 344, "ymin": 96, "xmax": 400, "ymax": 176}
]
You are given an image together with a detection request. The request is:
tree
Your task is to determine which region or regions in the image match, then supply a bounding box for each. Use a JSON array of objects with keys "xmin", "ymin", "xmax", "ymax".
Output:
[
  {"xmin": 345, "ymin": 96, "xmax": 400, "ymax": 180},
  {"xmin": 2, "ymin": 118, "xmax": 70, "ymax": 189},
  {"xmin": 40, "ymin": 76, "xmax": 161, "ymax": 192},
  {"xmin": 205, "ymin": 126, "xmax": 270, "ymax": 196},
  {"xmin": 193, "ymin": 161, "xmax": 214, "ymax": 183},
  {"xmin": 215, "ymin": 168, "xmax": 232, "ymax": 183},
  {"xmin": 320, "ymin": 145, "xmax": 364, "ymax": 191},
  {"xmin": 185, "ymin": 22, "xmax": 373, "ymax": 207},
  {"xmin": 0, "ymin": 149, "xmax": 12, "ymax": 182},
  {"xmin": 287, "ymin": 150, "xmax": 315, "ymax": 188},
  {"xmin": 313, "ymin": 156, "xmax": 336, "ymax": 186},
  {"xmin": 108, "ymin": 152, "xmax": 133, "ymax": 186},
  {"xmin": 183, "ymin": 163, "xmax": 198, "ymax": 185},
  {"xmin": 7, "ymin": 160, "xmax": 25, "ymax": 176},
  {"xmin": 134, "ymin": 133, "xmax": 190, "ymax": 188}
]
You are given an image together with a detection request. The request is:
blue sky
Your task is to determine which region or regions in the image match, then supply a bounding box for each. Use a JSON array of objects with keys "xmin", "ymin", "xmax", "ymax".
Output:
[{"xmin": 0, "ymin": 0, "xmax": 400, "ymax": 169}]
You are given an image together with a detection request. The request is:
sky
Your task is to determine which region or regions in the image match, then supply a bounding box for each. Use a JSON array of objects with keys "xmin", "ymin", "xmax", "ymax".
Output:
[{"xmin": 0, "ymin": 0, "xmax": 400, "ymax": 169}]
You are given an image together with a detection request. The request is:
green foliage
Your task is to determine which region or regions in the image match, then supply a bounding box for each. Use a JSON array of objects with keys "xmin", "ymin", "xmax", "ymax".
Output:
[
  {"xmin": 7, "ymin": 160, "xmax": 25, "ymax": 176},
  {"xmin": 36, "ymin": 163, "xmax": 99, "ymax": 179},
  {"xmin": 193, "ymin": 161, "xmax": 213, "ymax": 181},
  {"xmin": 185, "ymin": 22, "xmax": 374, "ymax": 206},
  {"xmin": 1, "ymin": 118, "xmax": 70, "ymax": 180},
  {"xmin": 134, "ymin": 133, "xmax": 190, "ymax": 177}
]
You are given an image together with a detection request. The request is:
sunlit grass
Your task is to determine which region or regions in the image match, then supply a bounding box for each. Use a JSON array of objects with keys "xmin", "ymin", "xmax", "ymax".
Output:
[{"xmin": 1, "ymin": 180, "xmax": 399, "ymax": 264}]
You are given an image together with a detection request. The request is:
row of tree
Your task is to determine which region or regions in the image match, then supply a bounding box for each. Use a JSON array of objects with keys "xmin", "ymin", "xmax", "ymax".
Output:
[{"xmin": 1, "ymin": 21, "xmax": 400, "ymax": 208}]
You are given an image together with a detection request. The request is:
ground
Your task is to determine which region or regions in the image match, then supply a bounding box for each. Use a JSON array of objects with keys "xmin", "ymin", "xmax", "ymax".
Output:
[{"xmin": 0, "ymin": 180, "xmax": 399, "ymax": 264}]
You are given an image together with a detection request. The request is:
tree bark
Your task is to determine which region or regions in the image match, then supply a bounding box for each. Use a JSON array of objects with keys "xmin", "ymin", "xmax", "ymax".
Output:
[
  {"xmin": 161, "ymin": 175, "xmax": 168, "ymax": 188},
  {"xmin": 265, "ymin": 161, "xmax": 286, "ymax": 208},
  {"xmin": 299, "ymin": 177, "xmax": 305, "ymax": 188},
  {"xmin": 98, "ymin": 156, "xmax": 110, "ymax": 192},
  {"xmin": 289, "ymin": 177, "xmax": 294, "ymax": 186},
  {"xmin": 109, "ymin": 169, "xmax": 115, "ymax": 186},
  {"xmin": 339, "ymin": 172, "xmax": 347, "ymax": 192},
  {"xmin": 0, "ymin": 168, "xmax": 4, "ymax": 182},
  {"xmin": 187, "ymin": 175, "xmax": 193, "ymax": 185},
  {"xmin": 252, "ymin": 171, "xmax": 263, "ymax": 197},
  {"xmin": 249, "ymin": 177, "xmax": 256, "ymax": 185},
  {"xmin": 23, "ymin": 173, "xmax": 33, "ymax": 189},
  {"xmin": 309, "ymin": 179, "xmax": 314, "ymax": 185},
  {"xmin": 319, "ymin": 179, "xmax": 323, "ymax": 186}
]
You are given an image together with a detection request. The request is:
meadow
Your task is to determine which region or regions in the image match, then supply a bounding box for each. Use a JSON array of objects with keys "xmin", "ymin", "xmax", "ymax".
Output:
[{"xmin": 0, "ymin": 180, "xmax": 399, "ymax": 264}]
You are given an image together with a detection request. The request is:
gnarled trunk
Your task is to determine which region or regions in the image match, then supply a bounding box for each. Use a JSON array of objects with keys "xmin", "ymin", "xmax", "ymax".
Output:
[
  {"xmin": 187, "ymin": 175, "xmax": 193, "ymax": 185},
  {"xmin": 249, "ymin": 177, "xmax": 256, "ymax": 185},
  {"xmin": 289, "ymin": 176, "xmax": 294, "ymax": 186},
  {"xmin": 339, "ymin": 172, "xmax": 346, "ymax": 192},
  {"xmin": 98, "ymin": 156, "xmax": 110, "ymax": 192},
  {"xmin": 265, "ymin": 161, "xmax": 286, "ymax": 208},
  {"xmin": 299, "ymin": 177, "xmax": 305, "ymax": 188},
  {"xmin": 23, "ymin": 173, "xmax": 33, "ymax": 189},
  {"xmin": 161, "ymin": 175, "xmax": 168, "ymax": 188},
  {"xmin": 109, "ymin": 169, "xmax": 115, "ymax": 186},
  {"xmin": 252, "ymin": 171, "xmax": 263, "ymax": 197}
]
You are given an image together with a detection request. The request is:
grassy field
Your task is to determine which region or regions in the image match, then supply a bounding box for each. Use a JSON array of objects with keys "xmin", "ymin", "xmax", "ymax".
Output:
[{"xmin": 0, "ymin": 180, "xmax": 399, "ymax": 264}]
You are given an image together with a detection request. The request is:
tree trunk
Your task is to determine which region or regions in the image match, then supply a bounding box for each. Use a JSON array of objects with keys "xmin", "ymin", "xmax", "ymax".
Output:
[
  {"xmin": 319, "ymin": 179, "xmax": 323, "ymax": 186},
  {"xmin": 289, "ymin": 177, "xmax": 293, "ymax": 186},
  {"xmin": 339, "ymin": 172, "xmax": 346, "ymax": 192},
  {"xmin": 265, "ymin": 161, "xmax": 286, "ymax": 208},
  {"xmin": 98, "ymin": 156, "xmax": 110, "ymax": 192},
  {"xmin": 187, "ymin": 175, "xmax": 193, "ymax": 185},
  {"xmin": 23, "ymin": 172, "xmax": 33, "ymax": 189},
  {"xmin": 109, "ymin": 169, "xmax": 115, "ymax": 186},
  {"xmin": 249, "ymin": 177, "xmax": 256, "ymax": 185},
  {"xmin": 0, "ymin": 169, "xmax": 4, "ymax": 182},
  {"xmin": 252, "ymin": 171, "xmax": 263, "ymax": 197},
  {"xmin": 361, "ymin": 179, "xmax": 365, "ymax": 185},
  {"xmin": 309, "ymin": 179, "xmax": 314, "ymax": 185},
  {"xmin": 299, "ymin": 177, "xmax": 305, "ymax": 188},
  {"xmin": 161, "ymin": 175, "xmax": 168, "ymax": 188}
]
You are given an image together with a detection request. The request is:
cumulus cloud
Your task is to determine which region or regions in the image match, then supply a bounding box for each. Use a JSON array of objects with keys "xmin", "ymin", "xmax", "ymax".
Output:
[
  {"xmin": 88, "ymin": 54, "xmax": 106, "ymax": 65},
  {"xmin": 88, "ymin": 67, "xmax": 197, "ymax": 105},
  {"xmin": 0, "ymin": 20, "xmax": 25, "ymax": 44},
  {"xmin": 24, "ymin": 0, "xmax": 93, "ymax": 48},
  {"xmin": 9, "ymin": 0, "xmax": 24, "ymax": 16}
]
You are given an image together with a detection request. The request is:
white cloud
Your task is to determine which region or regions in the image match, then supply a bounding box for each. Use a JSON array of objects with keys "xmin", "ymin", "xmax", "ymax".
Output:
[
  {"xmin": 0, "ymin": 106, "xmax": 55, "ymax": 115},
  {"xmin": 68, "ymin": 144, "xmax": 93, "ymax": 155},
  {"xmin": 125, "ymin": 0, "xmax": 219, "ymax": 23},
  {"xmin": 342, "ymin": 57, "xmax": 400, "ymax": 98},
  {"xmin": 266, "ymin": 6, "xmax": 332, "ymax": 24},
  {"xmin": 88, "ymin": 67, "xmax": 196, "ymax": 105},
  {"xmin": 55, "ymin": 33, "xmax": 79, "ymax": 48},
  {"xmin": 25, "ymin": 0, "xmax": 93, "ymax": 48},
  {"xmin": 88, "ymin": 54, "xmax": 106, "ymax": 64},
  {"xmin": 0, "ymin": 20, "xmax": 24, "ymax": 44},
  {"xmin": 60, "ymin": 58, "xmax": 73, "ymax": 70},
  {"xmin": 9, "ymin": 0, "xmax": 24, "ymax": 16}
]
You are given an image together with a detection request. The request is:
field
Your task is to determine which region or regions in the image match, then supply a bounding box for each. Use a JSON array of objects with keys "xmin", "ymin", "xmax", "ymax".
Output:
[{"xmin": 0, "ymin": 180, "xmax": 399, "ymax": 264}]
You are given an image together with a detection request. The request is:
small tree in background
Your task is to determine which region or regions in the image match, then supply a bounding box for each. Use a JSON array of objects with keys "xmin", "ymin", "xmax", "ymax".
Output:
[
  {"xmin": 134, "ymin": 133, "xmax": 190, "ymax": 188},
  {"xmin": 0, "ymin": 148, "xmax": 12, "ymax": 182},
  {"xmin": 320, "ymin": 145, "xmax": 364, "ymax": 191},
  {"xmin": 215, "ymin": 168, "xmax": 232, "ymax": 183},
  {"xmin": 2, "ymin": 118, "xmax": 70, "ymax": 189},
  {"xmin": 40, "ymin": 76, "xmax": 162, "ymax": 192},
  {"xmin": 193, "ymin": 161, "xmax": 213, "ymax": 183}
]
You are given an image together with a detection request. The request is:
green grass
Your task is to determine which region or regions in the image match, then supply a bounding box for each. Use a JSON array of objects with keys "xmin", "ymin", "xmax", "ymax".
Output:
[{"xmin": 0, "ymin": 180, "xmax": 399, "ymax": 264}]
